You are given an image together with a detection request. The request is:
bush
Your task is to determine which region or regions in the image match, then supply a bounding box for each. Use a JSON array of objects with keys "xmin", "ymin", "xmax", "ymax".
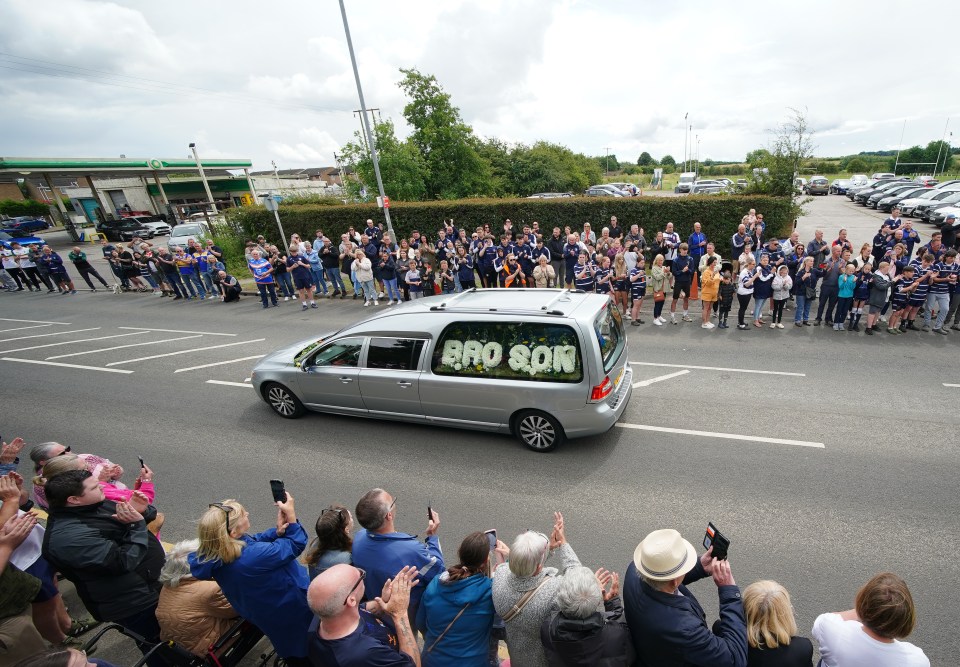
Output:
[
  {"xmin": 0, "ymin": 199, "xmax": 50, "ymax": 217},
  {"xmin": 228, "ymin": 195, "xmax": 796, "ymax": 253}
]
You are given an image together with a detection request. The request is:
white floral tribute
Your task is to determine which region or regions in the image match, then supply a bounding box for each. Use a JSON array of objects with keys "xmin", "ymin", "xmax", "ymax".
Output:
[{"xmin": 440, "ymin": 339, "xmax": 578, "ymax": 378}]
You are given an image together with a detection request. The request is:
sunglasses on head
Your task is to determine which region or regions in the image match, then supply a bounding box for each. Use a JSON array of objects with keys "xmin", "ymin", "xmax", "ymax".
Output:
[{"xmin": 209, "ymin": 502, "xmax": 235, "ymax": 534}]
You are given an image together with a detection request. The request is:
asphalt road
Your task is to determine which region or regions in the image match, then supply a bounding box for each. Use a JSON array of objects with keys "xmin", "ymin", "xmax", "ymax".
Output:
[{"xmin": 3, "ymin": 194, "xmax": 954, "ymax": 665}]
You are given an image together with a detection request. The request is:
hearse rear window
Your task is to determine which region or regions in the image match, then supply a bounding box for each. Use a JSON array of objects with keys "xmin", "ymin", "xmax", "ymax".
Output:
[{"xmin": 432, "ymin": 322, "xmax": 582, "ymax": 383}]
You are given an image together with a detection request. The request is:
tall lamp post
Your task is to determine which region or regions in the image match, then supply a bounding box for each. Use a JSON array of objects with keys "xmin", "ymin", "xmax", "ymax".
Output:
[
  {"xmin": 189, "ymin": 143, "xmax": 217, "ymax": 214},
  {"xmin": 683, "ymin": 112, "xmax": 688, "ymax": 173},
  {"xmin": 338, "ymin": 0, "xmax": 395, "ymax": 238}
]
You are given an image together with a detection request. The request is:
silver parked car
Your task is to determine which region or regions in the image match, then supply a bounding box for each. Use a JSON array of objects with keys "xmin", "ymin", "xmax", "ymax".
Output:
[{"xmin": 250, "ymin": 289, "xmax": 633, "ymax": 452}]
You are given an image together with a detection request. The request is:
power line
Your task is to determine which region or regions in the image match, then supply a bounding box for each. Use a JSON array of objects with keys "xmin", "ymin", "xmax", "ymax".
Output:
[{"xmin": 0, "ymin": 52, "xmax": 353, "ymax": 115}]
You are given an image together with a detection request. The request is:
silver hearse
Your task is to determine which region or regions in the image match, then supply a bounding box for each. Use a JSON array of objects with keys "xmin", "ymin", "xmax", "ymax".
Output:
[{"xmin": 250, "ymin": 289, "xmax": 632, "ymax": 452}]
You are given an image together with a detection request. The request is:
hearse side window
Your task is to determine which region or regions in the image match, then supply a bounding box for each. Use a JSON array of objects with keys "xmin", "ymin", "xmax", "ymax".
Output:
[
  {"xmin": 308, "ymin": 337, "xmax": 364, "ymax": 368},
  {"xmin": 366, "ymin": 338, "xmax": 425, "ymax": 371},
  {"xmin": 432, "ymin": 322, "xmax": 582, "ymax": 383}
]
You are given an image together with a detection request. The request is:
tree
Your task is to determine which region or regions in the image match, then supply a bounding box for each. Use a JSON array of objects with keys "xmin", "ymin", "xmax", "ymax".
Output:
[
  {"xmin": 398, "ymin": 68, "xmax": 493, "ymax": 199},
  {"xmin": 660, "ymin": 154, "xmax": 676, "ymax": 167},
  {"xmin": 745, "ymin": 148, "xmax": 772, "ymax": 167},
  {"xmin": 925, "ymin": 140, "xmax": 952, "ymax": 174},
  {"xmin": 339, "ymin": 119, "xmax": 428, "ymax": 202},
  {"xmin": 749, "ymin": 107, "xmax": 816, "ymax": 197},
  {"xmin": 637, "ymin": 151, "xmax": 655, "ymax": 166},
  {"xmin": 845, "ymin": 158, "xmax": 868, "ymax": 173},
  {"xmin": 594, "ymin": 154, "xmax": 620, "ymax": 173}
]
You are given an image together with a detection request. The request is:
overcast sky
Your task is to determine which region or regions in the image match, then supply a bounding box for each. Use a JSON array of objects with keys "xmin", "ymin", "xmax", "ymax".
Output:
[{"xmin": 1, "ymin": 0, "xmax": 958, "ymax": 172}]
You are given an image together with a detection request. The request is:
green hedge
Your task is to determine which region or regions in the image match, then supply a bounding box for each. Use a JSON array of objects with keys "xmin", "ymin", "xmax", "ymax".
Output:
[
  {"xmin": 230, "ymin": 195, "xmax": 795, "ymax": 250},
  {"xmin": 0, "ymin": 199, "xmax": 50, "ymax": 217}
]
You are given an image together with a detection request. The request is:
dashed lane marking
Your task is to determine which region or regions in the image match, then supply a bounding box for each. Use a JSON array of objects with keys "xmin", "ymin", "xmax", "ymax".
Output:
[
  {"xmin": 117, "ymin": 326, "xmax": 238, "ymax": 337},
  {"xmin": 105, "ymin": 339, "xmax": 266, "ymax": 367},
  {"xmin": 615, "ymin": 422, "xmax": 825, "ymax": 449},
  {"xmin": 0, "ymin": 327, "xmax": 100, "ymax": 344},
  {"xmin": 206, "ymin": 380, "xmax": 254, "ymax": 388},
  {"xmin": 174, "ymin": 355, "xmax": 265, "ymax": 373},
  {"xmin": 629, "ymin": 361, "xmax": 805, "ymax": 377},
  {"xmin": 0, "ymin": 324, "xmax": 53, "ymax": 333},
  {"xmin": 1, "ymin": 357, "xmax": 135, "ymax": 374},
  {"xmin": 633, "ymin": 370, "xmax": 690, "ymax": 389},
  {"xmin": 0, "ymin": 332, "xmax": 148, "ymax": 355},
  {"xmin": 945, "ymin": 383, "xmax": 960, "ymax": 388},
  {"xmin": 0, "ymin": 317, "xmax": 71, "ymax": 325},
  {"xmin": 47, "ymin": 335, "xmax": 203, "ymax": 360}
]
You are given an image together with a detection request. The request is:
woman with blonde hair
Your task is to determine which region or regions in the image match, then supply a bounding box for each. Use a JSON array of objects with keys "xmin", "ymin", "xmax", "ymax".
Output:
[
  {"xmin": 532, "ymin": 254, "xmax": 556, "ymax": 288},
  {"xmin": 742, "ymin": 580, "xmax": 813, "ymax": 666},
  {"xmin": 188, "ymin": 494, "xmax": 312, "ymax": 665},
  {"xmin": 611, "ymin": 253, "xmax": 629, "ymax": 316},
  {"xmin": 648, "ymin": 254, "xmax": 673, "ymax": 326}
]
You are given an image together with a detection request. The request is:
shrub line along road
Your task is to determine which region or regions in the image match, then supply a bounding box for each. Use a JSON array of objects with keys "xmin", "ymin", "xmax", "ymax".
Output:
[{"xmin": 2, "ymin": 195, "xmax": 955, "ymax": 665}]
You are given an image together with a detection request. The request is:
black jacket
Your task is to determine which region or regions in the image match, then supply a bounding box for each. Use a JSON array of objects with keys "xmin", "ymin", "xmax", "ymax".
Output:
[
  {"xmin": 541, "ymin": 596, "xmax": 635, "ymax": 667},
  {"xmin": 42, "ymin": 500, "xmax": 165, "ymax": 621}
]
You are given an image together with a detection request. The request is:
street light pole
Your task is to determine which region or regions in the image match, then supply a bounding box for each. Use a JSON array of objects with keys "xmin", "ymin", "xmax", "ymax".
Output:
[
  {"xmin": 338, "ymin": 0, "xmax": 394, "ymax": 238},
  {"xmin": 683, "ymin": 112, "xmax": 688, "ymax": 173},
  {"xmin": 188, "ymin": 142, "xmax": 217, "ymax": 214}
]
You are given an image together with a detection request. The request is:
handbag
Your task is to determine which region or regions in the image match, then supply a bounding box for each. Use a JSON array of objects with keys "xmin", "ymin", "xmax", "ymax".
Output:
[
  {"xmin": 653, "ymin": 289, "xmax": 666, "ymax": 302},
  {"xmin": 805, "ymin": 286, "xmax": 817, "ymax": 299},
  {"xmin": 502, "ymin": 575, "xmax": 552, "ymax": 623}
]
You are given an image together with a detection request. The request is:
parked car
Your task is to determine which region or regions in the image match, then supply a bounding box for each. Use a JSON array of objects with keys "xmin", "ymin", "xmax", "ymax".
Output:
[
  {"xmin": 830, "ymin": 179, "xmax": 852, "ymax": 195},
  {"xmin": 735, "ymin": 179, "xmax": 749, "ymax": 189},
  {"xmin": 853, "ymin": 179, "xmax": 909, "ymax": 204},
  {"xmin": 675, "ymin": 172, "xmax": 697, "ymax": 193},
  {"xmin": 804, "ymin": 176, "xmax": 829, "ymax": 196},
  {"xmin": 168, "ymin": 222, "xmax": 212, "ymax": 250},
  {"xmin": 715, "ymin": 178, "xmax": 733, "ymax": 187},
  {"xmin": 690, "ymin": 180, "xmax": 725, "ymax": 194},
  {"xmin": 250, "ymin": 289, "xmax": 632, "ymax": 452},
  {"xmin": 899, "ymin": 189, "xmax": 958, "ymax": 216},
  {"xmin": 526, "ymin": 192, "xmax": 574, "ymax": 199},
  {"xmin": 850, "ymin": 174, "xmax": 869, "ymax": 187},
  {"xmin": 606, "ymin": 182, "xmax": 638, "ymax": 195},
  {"xmin": 794, "ymin": 177, "xmax": 808, "ymax": 193},
  {"xmin": 1, "ymin": 217, "xmax": 49, "ymax": 235},
  {"xmin": 933, "ymin": 179, "xmax": 960, "ymax": 190},
  {"xmin": 876, "ymin": 187, "xmax": 929, "ymax": 212},
  {"xmin": 928, "ymin": 205, "xmax": 960, "ymax": 228},
  {"xmin": 585, "ymin": 186, "xmax": 624, "ymax": 197},
  {"xmin": 915, "ymin": 175, "xmax": 938, "ymax": 187},
  {"xmin": 0, "ymin": 231, "xmax": 46, "ymax": 250},
  {"xmin": 97, "ymin": 219, "xmax": 156, "ymax": 242},
  {"xmin": 866, "ymin": 183, "xmax": 921, "ymax": 209},
  {"xmin": 871, "ymin": 172, "xmax": 896, "ymax": 179},
  {"xmin": 124, "ymin": 215, "xmax": 171, "ymax": 236},
  {"xmin": 920, "ymin": 195, "xmax": 960, "ymax": 222}
]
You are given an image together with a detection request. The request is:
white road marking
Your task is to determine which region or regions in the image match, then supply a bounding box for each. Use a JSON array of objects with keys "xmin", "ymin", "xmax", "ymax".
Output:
[
  {"xmin": 206, "ymin": 380, "xmax": 254, "ymax": 388},
  {"xmin": 47, "ymin": 335, "xmax": 203, "ymax": 360},
  {"xmin": 0, "ymin": 317, "xmax": 70, "ymax": 325},
  {"xmin": 243, "ymin": 378, "xmax": 251, "ymax": 382},
  {"xmin": 117, "ymin": 326, "xmax": 237, "ymax": 337},
  {"xmin": 0, "ymin": 328, "xmax": 100, "ymax": 344},
  {"xmin": 633, "ymin": 369, "xmax": 690, "ymax": 388},
  {"xmin": 944, "ymin": 383, "xmax": 960, "ymax": 388},
  {"xmin": 105, "ymin": 339, "xmax": 266, "ymax": 367},
  {"xmin": 0, "ymin": 332, "xmax": 148, "ymax": 355},
  {"xmin": 615, "ymin": 422, "xmax": 824, "ymax": 449},
  {"xmin": 629, "ymin": 361, "xmax": 805, "ymax": 377},
  {"xmin": 0, "ymin": 324, "xmax": 53, "ymax": 334},
  {"xmin": 174, "ymin": 355, "xmax": 265, "ymax": 373},
  {"xmin": 1, "ymin": 357, "xmax": 134, "ymax": 374}
]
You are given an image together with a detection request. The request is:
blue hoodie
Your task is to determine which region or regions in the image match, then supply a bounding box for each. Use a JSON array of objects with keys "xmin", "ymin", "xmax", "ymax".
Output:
[
  {"xmin": 415, "ymin": 572, "xmax": 495, "ymax": 667},
  {"xmin": 189, "ymin": 522, "xmax": 312, "ymax": 659}
]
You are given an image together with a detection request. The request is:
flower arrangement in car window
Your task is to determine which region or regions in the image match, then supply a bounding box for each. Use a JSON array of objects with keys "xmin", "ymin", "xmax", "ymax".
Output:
[
  {"xmin": 432, "ymin": 322, "xmax": 582, "ymax": 382},
  {"xmin": 294, "ymin": 338, "xmax": 324, "ymax": 368}
]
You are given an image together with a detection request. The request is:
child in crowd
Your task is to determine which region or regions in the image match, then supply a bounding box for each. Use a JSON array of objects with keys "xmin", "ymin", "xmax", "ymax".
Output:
[
  {"xmin": 718, "ymin": 269, "xmax": 736, "ymax": 329},
  {"xmin": 835, "ymin": 263, "xmax": 857, "ymax": 331},
  {"xmin": 574, "ymin": 253, "xmax": 595, "ymax": 292},
  {"xmin": 405, "ymin": 260, "xmax": 423, "ymax": 299},
  {"xmin": 850, "ymin": 262, "xmax": 873, "ymax": 331},
  {"xmin": 770, "ymin": 265, "xmax": 792, "ymax": 329},
  {"xmin": 420, "ymin": 263, "xmax": 436, "ymax": 296},
  {"xmin": 594, "ymin": 256, "xmax": 612, "ymax": 295},
  {"xmin": 438, "ymin": 260, "xmax": 455, "ymax": 295},
  {"xmin": 629, "ymin": 262, "xmax": 646, "ymax": 325}
]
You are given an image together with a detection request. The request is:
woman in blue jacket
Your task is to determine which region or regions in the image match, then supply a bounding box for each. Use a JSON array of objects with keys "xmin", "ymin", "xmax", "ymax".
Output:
[
  {"xmin": 416, "ymin": 532, "xmax": 509, "ymax": 667},
  {"xmin": 189, "ymin": 493, "xmax": 312, "ymax": 665}
]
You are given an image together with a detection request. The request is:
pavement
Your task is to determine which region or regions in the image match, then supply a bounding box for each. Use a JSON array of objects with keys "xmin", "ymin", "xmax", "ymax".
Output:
[{"xmin": 2, "ymin": 194, "xmax": 954, "ymax": 665}]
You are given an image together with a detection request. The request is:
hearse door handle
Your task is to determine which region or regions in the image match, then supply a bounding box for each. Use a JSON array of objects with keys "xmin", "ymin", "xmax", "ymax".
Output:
[
  {"xmin": 339, "ymin": 377, "xmax": 354, "ymax": 384},
  {"xmin": 397, "ymin": 381, "xmax": 412, "ymax": 388}
]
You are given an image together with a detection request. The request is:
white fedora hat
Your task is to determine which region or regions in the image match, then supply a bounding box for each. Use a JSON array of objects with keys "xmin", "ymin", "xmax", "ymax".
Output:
[{"xmin": 634, "ymin": 529, "xmax": 698, "ymax": 581}]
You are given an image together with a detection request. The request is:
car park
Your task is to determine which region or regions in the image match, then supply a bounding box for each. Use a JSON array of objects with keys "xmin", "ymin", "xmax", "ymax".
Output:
[
  {"xmin": 1, "ymin": 217, "xmax": 50, "ymax": 235},
  {"xmin": 125, "ymin": 215, "xmax": 171, "ymax": 235},
  {"xmin": 97, "ymin": 219, "xmax": 156, "ymax": 242},
  {"xmin": 168, "ymin": 221, "xmax": 211, "ymax": 250},
  {"xmin": 830, "ymin": 179, "xmax": 851, "ymax": 195},
  {"xmin": 804, "ymin": 176, "xmax": 829, "ymax": 196},
  {"xmin": 853, "ymin": 179, "xmax": 909, "ymax": 204},
  {"xmin": 250, "ymin": 289, "xmax": 632, "ymax": 452},
  {"xmin": 675, "ymin": 172, "xmax": 697, "ymax": 193},
  {"xmin": 876, "ymin": 187, "xmax": 930, "ymax": 213},
  {"xmin": 0, "ymin": 231, "xmax": 46, "ymax": 250},
  {"xmin": 865, "ymin": 183, "xmax": 925, "ymax": 209},
  {"xmin": 584, "ymin": 186, "xmax": 624, "ymax": 197}
]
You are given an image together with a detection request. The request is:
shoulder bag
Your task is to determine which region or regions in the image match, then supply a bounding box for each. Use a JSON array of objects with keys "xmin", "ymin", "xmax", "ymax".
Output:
[
  {"xmin": 426, "ymin": 603, "xmax": 471, "ymax": 653},
  {"xmin": 502, "ymin": 575, "xmax": 552, "ymax": 623}
]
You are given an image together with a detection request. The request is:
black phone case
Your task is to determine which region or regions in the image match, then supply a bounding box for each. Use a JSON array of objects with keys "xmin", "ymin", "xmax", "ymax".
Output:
[
  {"xmin": 705, "ymin": 524, "xmax": 730, "ymax": 560},
  {"xmin": 270, "ymin": 481, "xmax": 286, "ymax": 503}
]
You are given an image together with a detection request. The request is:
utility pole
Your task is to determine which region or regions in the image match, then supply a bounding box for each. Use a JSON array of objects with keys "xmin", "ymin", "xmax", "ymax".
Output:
[
  {"xmin": 271, "ymin": 160, "xmax": 281, "ymax": 195},
  {"xmin": 604, "ymin": 146, "xmax": 611, "ymax": 176},
  {"xmin": 683, "ymin": 112, "xmax": 688, "ymax": 173},
  {"xmin": 339, "ymin": 0, "xmax": 394, "ymax": 237},
  {"xmin": 933, "ymin": 118, "xmax": 950, "ymax": 177}
]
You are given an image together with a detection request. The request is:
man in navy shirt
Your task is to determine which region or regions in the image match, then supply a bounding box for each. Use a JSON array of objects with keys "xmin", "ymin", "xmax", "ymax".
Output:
[
  {"xmin": 901, "ymin": 221, "xmax": 921, "ymax": 256},
  {"xmin": 364, "ymin": 218, "xmax": 381, "ymax": 243},
  {"xmin": 925, "ymin": 249, "xmax": 957, "ymax": 333},
  {"xmin": 563, "ymin": 234, "xmax": 583, "ymax": 287},
  {"xmin": 688, "ymin": 222, "xmax": 707, "ymax": 270},
  {"xmin": 730, "ymin": 224, "xmax": 747, "ymax": 273},
  {"xmin": 881, "ymin": 207, "xmax": 903, "ymax": 237},
  {"xmin": 308, "ymin": 564, "xmax": 419, "ymax": 667}
]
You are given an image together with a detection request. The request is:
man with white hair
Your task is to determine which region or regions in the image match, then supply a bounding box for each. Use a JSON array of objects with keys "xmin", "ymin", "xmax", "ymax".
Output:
[
  {"xmin": 307, "ymin": 564, "xmax": 420, "ymax": 667},
  {"xmin": 540, "ymin": 565, "xmax": 634, "ymax": 665},
  {"xmin": 622, "ymin": 528, "xmax": 747, "ymax": 666}
]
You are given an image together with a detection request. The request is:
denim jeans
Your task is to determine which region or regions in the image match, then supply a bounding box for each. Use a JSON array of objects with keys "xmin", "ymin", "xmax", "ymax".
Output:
[
  {"xmin": 310, "ymin": 267, "xmax": 328, "ymax": 294},
  {"xmin": 201, "ymin": 270, "xmax": 216, "ymax": 295},
  {"xmin": 325, "ymin": 267, "xmax": 346, "ymax": 293},
  {"xmin": 179, "ymin": 272, "xmax": 198, "ymax": 297},
  {"xmin": 163, "ymin": 272, "xmax": 185, "ymax": 297},
  {"xmin": 924, "ymin": 292, "xmax": 950, "ymax": 328},
  {"xmin": 360, "ymin": 279, "xmax": 376, "ymax": 301},
  {"xmin": 141, "ymin": 273, "xmax": 159, "ymax": 289},
  {"xmin": 794, "ymin": 293, "xmax": 812, "ymax": 322},
  {"xmin": 256, "ymin": 282, "xmax": 278, "ymax": 306},
  {"xmin": 835, "ymin": 296, "xmax": 853, "ymax": 325},
  {"xmin": 349, "ymin": 270, "xmax": 362, "ymax": 295},
  {"xmin": 816, "ymin": 284, "xmax": 838, "ymax": 321},
  {"xmin": 752, "ymin": 297, "xmax": 768, "ymax": 321},
  {"xmin": 275, "ymin": 272, "xmax": 294, "ymax": 297},
  {"xmin": 183, "ymin": 272, "xmax": 206, "ymax": 298},
  {"xmin": 383, "ymin": 278, "xmax": 401, "ymax": 302}
]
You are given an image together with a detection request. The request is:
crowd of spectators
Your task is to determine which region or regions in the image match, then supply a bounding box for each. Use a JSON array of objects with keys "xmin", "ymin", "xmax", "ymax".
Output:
[
  {"xmin": 0, "ymin": 436, "xmax": 931, "ymax": 667},
  {"xmin": 5, "ymin": 211, "xmax": 959, "ymax": 336}
]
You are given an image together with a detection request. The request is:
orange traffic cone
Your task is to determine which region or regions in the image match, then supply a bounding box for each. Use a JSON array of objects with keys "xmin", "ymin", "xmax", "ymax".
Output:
[{"xmin": 690, "ymin": 274, "xmax": 699, "ymax": 300}]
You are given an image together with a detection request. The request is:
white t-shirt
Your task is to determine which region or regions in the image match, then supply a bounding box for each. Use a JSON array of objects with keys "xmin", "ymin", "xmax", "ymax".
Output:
[
  {"xmin": 0, "ymin": 249, "xmax": 17, "ymax": 270},
  {"xmin": 13, "ymin": 248, "xmax": 35, "ymax": 268},
  {"xmin": 812, "ymin": 612, "xmax": 929, "ymax": 667}
]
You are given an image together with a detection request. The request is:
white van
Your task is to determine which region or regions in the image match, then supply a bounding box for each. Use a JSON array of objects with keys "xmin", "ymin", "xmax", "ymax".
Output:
[{"xmin": 675, "ymin": 172, "xmax": 697, "ymax": 193}]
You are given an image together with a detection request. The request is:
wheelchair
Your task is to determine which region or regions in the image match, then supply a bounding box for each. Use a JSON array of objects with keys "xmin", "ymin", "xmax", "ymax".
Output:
[{"xmin": 80, "ymin": 618, "xmax": 284, "ymax": 667}]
